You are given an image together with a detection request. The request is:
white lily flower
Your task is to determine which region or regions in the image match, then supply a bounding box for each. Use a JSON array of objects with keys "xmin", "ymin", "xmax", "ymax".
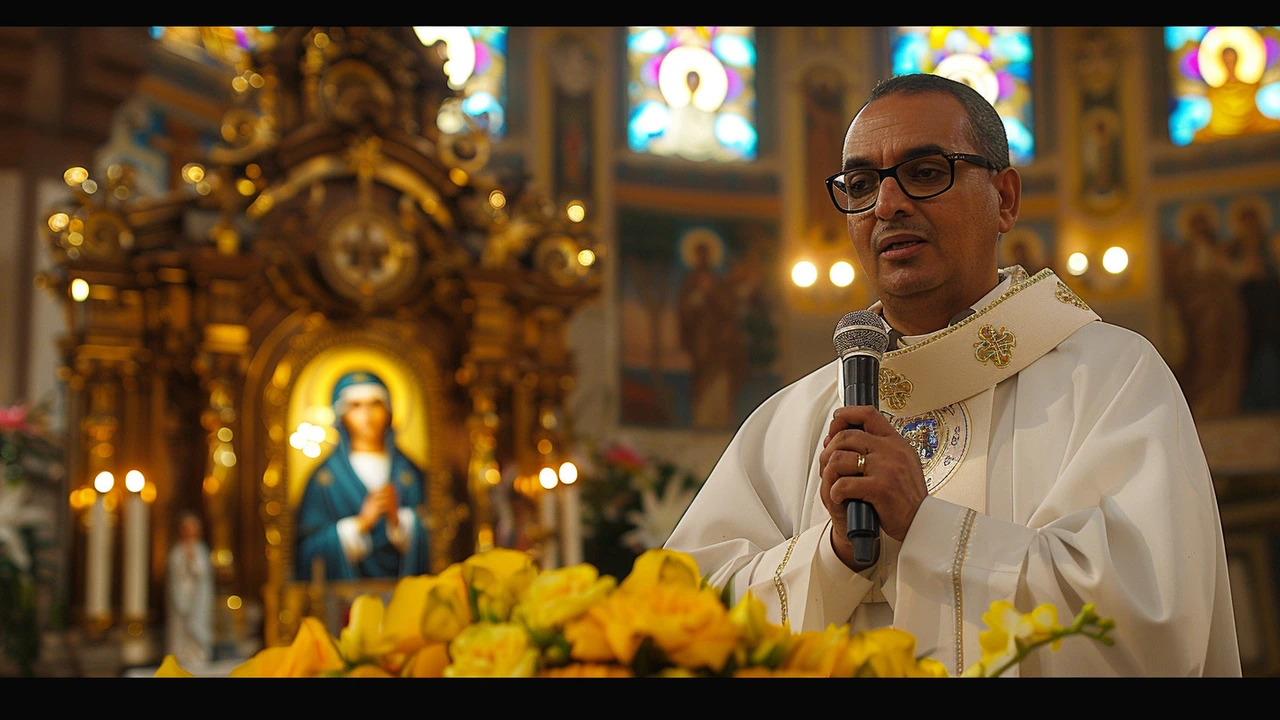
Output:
[
  {"xmin": 0, "ymin": 480, "xmax": 51, "ymax": 572},
  {"xmin": 620, "ymin": 480, "xmax": 698, "ymax": 552}
]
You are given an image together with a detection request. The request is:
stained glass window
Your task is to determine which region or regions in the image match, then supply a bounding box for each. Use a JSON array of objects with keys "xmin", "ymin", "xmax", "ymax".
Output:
[
  {"xmin": 1166, "ymin": 26, "xmax": 1280, "ymax": 146},
  {"xmin": 414, "ymin": 26, "xmax": 509, "ymax": 140},
  {"xmin": 151, "ymin": 26, "xmax": 275, "ymax": 69},
  {"xmin": 889, "ymin": 26, "xmax": 1035, "ymax": 165},
  {"xmin": 626, "ymin": 26, "xmax": 759, "ymax": 162}
]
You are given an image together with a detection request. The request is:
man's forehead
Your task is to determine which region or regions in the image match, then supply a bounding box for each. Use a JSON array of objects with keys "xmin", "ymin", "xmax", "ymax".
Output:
[{"xmin": 842, "ymin": 93, "xmax": 971, "ymax": 166}]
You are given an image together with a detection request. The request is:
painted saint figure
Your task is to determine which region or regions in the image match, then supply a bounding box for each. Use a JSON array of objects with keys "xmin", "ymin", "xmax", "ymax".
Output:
[{"xmin": 295, "ymin": 371, "xmax": 430, "ymax": 581}]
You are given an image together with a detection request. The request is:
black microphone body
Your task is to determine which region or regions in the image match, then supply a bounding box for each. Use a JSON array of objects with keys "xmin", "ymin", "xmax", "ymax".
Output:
[{"xmin": 841, "ymin": 352, "xmax": 881, "ymax": 566}]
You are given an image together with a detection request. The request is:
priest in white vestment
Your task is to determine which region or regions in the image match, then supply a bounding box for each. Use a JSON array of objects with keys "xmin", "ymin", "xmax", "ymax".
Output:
[{"xmin": 666, "ymin": 74, "xmax": 1241, "ymax": 677}]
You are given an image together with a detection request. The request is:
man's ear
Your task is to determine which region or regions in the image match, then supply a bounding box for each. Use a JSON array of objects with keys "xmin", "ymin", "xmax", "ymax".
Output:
[{"xmin": 995, "ymin": 167, "xmax": 1021, "ymax": 235}]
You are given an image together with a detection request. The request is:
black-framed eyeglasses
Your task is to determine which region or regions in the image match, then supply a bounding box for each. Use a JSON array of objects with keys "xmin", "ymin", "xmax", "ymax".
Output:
[{"xmin": 825, "ymin": 153, "xmax": 995, "ymax": 214}]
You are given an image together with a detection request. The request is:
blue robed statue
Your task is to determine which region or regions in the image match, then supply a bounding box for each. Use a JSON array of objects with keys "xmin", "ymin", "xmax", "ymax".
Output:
[{"xmin": 295, "ymin": 371, "xmax": 430, "ymax": 581}]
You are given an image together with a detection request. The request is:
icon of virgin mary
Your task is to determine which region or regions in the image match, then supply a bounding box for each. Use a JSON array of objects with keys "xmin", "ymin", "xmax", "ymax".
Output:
[{"xmin": 295, "ymin": 371, "xmax": 430, "ymax": 581}]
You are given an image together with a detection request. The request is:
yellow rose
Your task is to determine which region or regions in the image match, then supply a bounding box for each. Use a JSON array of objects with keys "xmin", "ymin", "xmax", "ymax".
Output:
[
  {"xmin": 420, "ymin": 566, "xmax": 473, "ymax": 644},
  {"xmin": 539, "ymin": 663, "xmax": 634, "ymax": 678},
  {"xmin": 781, "ymin": 624, "xmax": 852, "ymax": 676},
  {"xmin": 232, "ymin": 617, "xmax": 345, "ymax": 677},
  {"xmin": 593, "ymin": 584, "xmax": 738, "ymax": 673},
  {"xmin": 344, "ymin": 663, "xmax": 395, "ymax": 677},
  {"xmin": 840, "ymin": 627, "xmax": 922, "ymax": 677},
  {"xmin": 727, "ymin": 590, "xmax": 792, "ymax": 668},
  {"xmin": 338, "ymin": 594, "xmax": 394, "ymax": 665},
  {"xmin": 563, "ymin": 613, "xmax": 617, "ymax": 663},
  {"xmin": 154, "ymin": 655, "xmax": 193, "ymax": 677},
  {"xmin": 445, "ymin": 622, "xmax": 540, "ymax": 677},
  {"xmin": 401, "ymin": 642, "xmax": 450, "ymax": 678},
  {"xmin": 618, "ymin": 548, "xmax": 702, "ymax": 593},
  {"xmin": 462, "ymin": 549, "xmax": 538, "ymax": 622},
  {"xmin": 513, "ymin": 564, "xmax": 617, "ymax": 633},
  {"xmin": 915, "ymin": 657, "xmax": 951, "ymax": 678},
  {"xmin": 380, "ymin": 575, "xmax": 435, "ymax": 656}
]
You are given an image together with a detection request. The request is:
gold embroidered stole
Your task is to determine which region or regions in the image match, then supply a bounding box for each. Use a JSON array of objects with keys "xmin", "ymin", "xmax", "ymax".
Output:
[{"xmin": 873, "ymin": 267, "xmax": 1099, "ymax": 675}]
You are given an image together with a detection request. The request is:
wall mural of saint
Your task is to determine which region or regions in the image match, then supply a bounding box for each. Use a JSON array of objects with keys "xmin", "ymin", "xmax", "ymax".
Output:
[{"xmin": 294, "ymin": 371, "xmax": 430, "ymax": 581}]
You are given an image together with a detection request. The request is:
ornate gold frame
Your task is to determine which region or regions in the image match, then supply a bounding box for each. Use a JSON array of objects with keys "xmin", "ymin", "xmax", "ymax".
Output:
[{"xmin": 249, "ymin": 311, "xmax": 463, "ymax": 644}]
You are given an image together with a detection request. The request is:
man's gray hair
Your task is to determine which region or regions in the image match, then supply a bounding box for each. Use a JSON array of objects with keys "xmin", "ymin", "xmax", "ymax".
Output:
[{"xmin": 864, "ymin": 73, "xmax": 1012, "ymax": 170}]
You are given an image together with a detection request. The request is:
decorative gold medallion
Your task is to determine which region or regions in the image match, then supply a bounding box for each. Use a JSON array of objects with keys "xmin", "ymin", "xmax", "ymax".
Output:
[
  {"xmin": 888, "ymin": 402, "xmax": 970, "ymax": 494},
  {"xmin": 974, "ymin": 324, "xmax": 1016, "ymax": 368},
  {"xmin": 1054, "ymin": 281, "xmax": 1091, "ymax": 311},
  {"xmin": 317, "ymin": 469, "xmax": 333, "ymax": 487},
  {"xmin": 878, "ymin": 367, "xmax": 914, "ymax": 411}
]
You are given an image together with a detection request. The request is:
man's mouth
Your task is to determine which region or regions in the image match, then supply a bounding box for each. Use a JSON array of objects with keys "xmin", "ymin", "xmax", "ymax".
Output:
[{"xmin": 877, "ymin": 235, "xmax": 927, "ymax": 259}]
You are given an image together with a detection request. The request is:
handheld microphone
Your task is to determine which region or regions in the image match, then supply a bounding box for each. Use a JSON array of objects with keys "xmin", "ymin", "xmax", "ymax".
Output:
[{"xmin": 832, "ymin": 310, "xmax": 889, "ymax": 566}]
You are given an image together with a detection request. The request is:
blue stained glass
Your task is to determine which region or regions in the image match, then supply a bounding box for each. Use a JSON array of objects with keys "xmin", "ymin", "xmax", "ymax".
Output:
[
  {"xmin": 150, "ymin": 26, "xmax": 164, "ymax": 39},
  {"xmin": 462, "ymin": 91, "xmax": 505, "ymax": 134},
  {"xmin": 1168, "ymin": 96, "xmax": 1213, "ymax": 146},
  {"xmin": 713, "ymin": 114, "xmax": 758, "ymax": 158},
  {"xmin": 992, "ymin": 33, "xmax": 1032, "ymax": 64},
  {"xmin": 629, "ymin": 28, "xmax": 668, "ymax": 55},
  {"xmin": 1003, "ymin": 61, "xmax": 1032, "ymax": 82},
  {"xmin": 628, "ymin": 101, "xmax": 671, "ymax": 151},
  {"xmin": 893, "ymin": 34, "xmax": 928, "ymax": 74},
  {"xmin": 1003, "ymin": 117, "xmax": 1034, "ymax": 164},
  {"xmin": 1165, "ymin": 26, "xmax": 1209, "ymax": 51},
  {"xmin": 1256, "ymin": 82, "xmax": 1280, "ymax": 119},
  {"xmin": 712, "ymin": 34, "xmax": 755, "ymax": 67}
]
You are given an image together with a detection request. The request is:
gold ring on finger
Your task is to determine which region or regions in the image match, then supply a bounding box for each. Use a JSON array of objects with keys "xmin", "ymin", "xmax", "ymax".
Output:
[{"xmin": 857, "ymin": 453, "xmax": 866, "ymax": 474}]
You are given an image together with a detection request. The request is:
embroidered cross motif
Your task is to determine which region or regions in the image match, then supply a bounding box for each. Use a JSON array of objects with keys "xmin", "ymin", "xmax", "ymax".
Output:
[
  {"xmin": 878, "ymin": 367, "xmax": 914, "ymax": 411},
  {"xmin": 1054, "ymin": 281, "xmax": 1090, "ymax": 311},
  {"xmin": 974, "ymin": 324, "xmax": 1016, "ymax": 368}
]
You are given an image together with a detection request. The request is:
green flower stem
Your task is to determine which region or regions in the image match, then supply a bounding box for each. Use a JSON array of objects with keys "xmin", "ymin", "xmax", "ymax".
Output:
[{"xmin": 987, "ymin": 613, "xmax": 1116, "ymax": 678}]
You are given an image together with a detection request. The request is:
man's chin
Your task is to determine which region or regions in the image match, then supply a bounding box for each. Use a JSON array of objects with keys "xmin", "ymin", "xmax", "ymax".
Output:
[{"xmin": 874, "ymin": 266, "xmax": 943, "ymax": 299}]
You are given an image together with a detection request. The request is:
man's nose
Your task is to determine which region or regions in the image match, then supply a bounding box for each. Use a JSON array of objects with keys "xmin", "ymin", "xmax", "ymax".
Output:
[{"xmin": 874, "ymin": 177, "xmax": 914, "ymax": 220}]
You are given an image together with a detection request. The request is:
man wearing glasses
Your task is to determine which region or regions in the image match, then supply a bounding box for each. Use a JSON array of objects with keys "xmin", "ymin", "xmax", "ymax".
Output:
[{"xmin": 667, "ymin": 74, "xmax": 1241, "ymax": 676}]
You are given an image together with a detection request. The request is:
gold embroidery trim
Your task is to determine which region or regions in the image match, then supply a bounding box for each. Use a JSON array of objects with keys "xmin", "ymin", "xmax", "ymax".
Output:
[
  {"xmin": 973, "ymin": 324, "xmax": 1016, "ymax": 368},
  {"xmin": 951, "ymin": 508, "xmax": 977, "ymax": 676},
  {"xmin": 883, "ymin": 267, "xmax": 1052, "ymax": 360},
  {"xmin": 774, "ymin": 534, "xmax": 801, "ymax": 627},
  {"xmin": 1054, "ymin": 281, "xmax": 1091, "ymax": 311},
  {"xmin": 878, "ymin": 368, "xmax": 914, "ymax": 411}
]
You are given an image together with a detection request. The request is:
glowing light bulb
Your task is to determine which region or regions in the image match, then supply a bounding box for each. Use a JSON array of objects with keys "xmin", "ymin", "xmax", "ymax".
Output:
[
  {"xmin": 70, "ymin": 279, "xmax": 90, "ymax": 302},
  {"xmin": 792, "ymin": 261, "xmax": 817, "ymax": 288},
  {"xmin": 94, "ymin": 471, "xmax": 115, "ymax": 493},
  {"xmin": 558, "ymin": 461, "xmax": 578, "ymax": 485},
  {"xmin": 1066, "ymin": 252, "xmax": 1089, "ymax": 276},
  {"xmin": 1102, "ymin": 246, "xmax": 1129, "ymax": 275},
  {"xmin": 829, "ymin": 261, "xmax": 855, "ymax": 287},
  {"xmin": 577, "ymin": 249, "xmax": 596, "ymax": 267},
  {"xmin": 539, "ymin": 466, "xmax": 558, "ymax": 489},
  {"xmin": 125, "ymin": 470, "xmax": 145, "ymax": 493}
]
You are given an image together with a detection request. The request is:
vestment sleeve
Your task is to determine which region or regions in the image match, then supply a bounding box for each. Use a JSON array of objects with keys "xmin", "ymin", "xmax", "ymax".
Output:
[{"xmin": 895, "ymin": 338, "xmax": 1241, "ymax": 676}]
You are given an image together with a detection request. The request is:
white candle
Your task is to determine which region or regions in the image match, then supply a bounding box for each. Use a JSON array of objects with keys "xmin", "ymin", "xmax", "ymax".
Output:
[
  {"xmin": 560, "ymin": 483, "xmax": 583, "ymax": 567},
  {"xmin": 85, "ymin": 493, "xmax": 113, "ymax": 620},
  {"xmin": 539, "ymin": 490, "xmax": 559, "ymax": 570},
  {"xmin": 122, "ymin": 491, "xmax": 148, "ymax": 619}
]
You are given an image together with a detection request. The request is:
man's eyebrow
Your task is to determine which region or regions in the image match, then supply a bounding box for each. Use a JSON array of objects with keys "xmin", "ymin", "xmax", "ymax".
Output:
[{"xmin": 842, "ymin": 143, "xmax": 949, "ymax": 172}]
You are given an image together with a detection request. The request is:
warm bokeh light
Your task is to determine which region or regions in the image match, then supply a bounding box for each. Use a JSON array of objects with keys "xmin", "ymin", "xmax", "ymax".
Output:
[
  {"xmin": 566, "ymin": 201, "xmax": 586, "ymax": 223},
  {"xmin": 81, "ymin": 180, "xmax": 98, "ymax": 194},
  {"xmin": 484, "ymin": 467, "xmax": 501, "ymax": 485},
  {"xmin": 577, "ymin": 249, "xmax": 596, "ymax": 267},
  {"xmin": 537, "ymin": 439, "xmax": 553, "ymax": 455},
  {"xmin": 182, "ymin": 163, "xmax": 205, "ymax": 184},
  {"xmin": 558, "ymin": 461, "xmax": 578, "ymax": 485},
  {"xmin": 70, "ymin": 279, "xmax": 90, "ymax": 302},
  {"xmin": 64, "ymin": 167, "xmax": 88, "ymax": 186},
  {"xmin": 231, "ymin": 76, "xmax": 249, "ymax": 92},
  {"xmin": 302, "ymin": 444, "xmax": 321, "ymax": 459},
  {"xmin": 1102, "ymin": 246, "xmax": 1129, "ymax": 275},
  {"xmin": 791, "ymin": 261, "xmax": 818, "ymax": 288},
  {"xmin": 449, "ymin": 168, "xmax": 469, "ymax": 186},
  {"xmin": 140, "ymin": 483, "xmax": 157, "ymax": 503},
  {"xmin": 1066, "ymin": 252, "xmax": 1089, "ymax": 276},
  {"xmin": 488, "ymin": 190, "xmax": 506, "ymax": 209},
  {"xmin": 227, "ymin": 595, "xmax": 243, "ymax": 610},
  {"xmin": 48, "ymin": 213, "xmax": 69, "ymax": 232},
  {"xmin": 829, "ymin": 261, "xmax": 855, "ymax": 288},
  {"xmin": 93, "ymin": 471, "xmax": 114, "ymax": 493},
  {"xmin": 125, "ymin": 470, "xmax": 145, "ymax": 493},
  {"xmin": 539, "ymin": 466, "xmax": 558, "ymax": 489},
  {"xmin": 236, "ymin": 179, "xmax": 256, "ymax": 196},
  {"xmin": 217, "ymin": 427, "xmax": 233, "ymax": 442}
]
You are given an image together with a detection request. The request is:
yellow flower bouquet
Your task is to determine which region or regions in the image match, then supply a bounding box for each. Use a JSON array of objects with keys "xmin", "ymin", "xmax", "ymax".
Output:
[{"xmin": 155, "ymin": 548, "xmax": 1115, "ymax": 678}]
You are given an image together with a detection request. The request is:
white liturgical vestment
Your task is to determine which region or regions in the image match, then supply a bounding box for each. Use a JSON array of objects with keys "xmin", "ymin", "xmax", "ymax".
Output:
[{"xmin": 666, "ymin": 267, "xmax": 1241, "ymax": 677}]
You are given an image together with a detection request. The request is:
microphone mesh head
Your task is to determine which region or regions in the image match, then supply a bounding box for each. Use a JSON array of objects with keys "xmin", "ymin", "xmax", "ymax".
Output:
[{"xmin": 833, "ymin": 310, "xmax": 889, "ymax": 358}]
